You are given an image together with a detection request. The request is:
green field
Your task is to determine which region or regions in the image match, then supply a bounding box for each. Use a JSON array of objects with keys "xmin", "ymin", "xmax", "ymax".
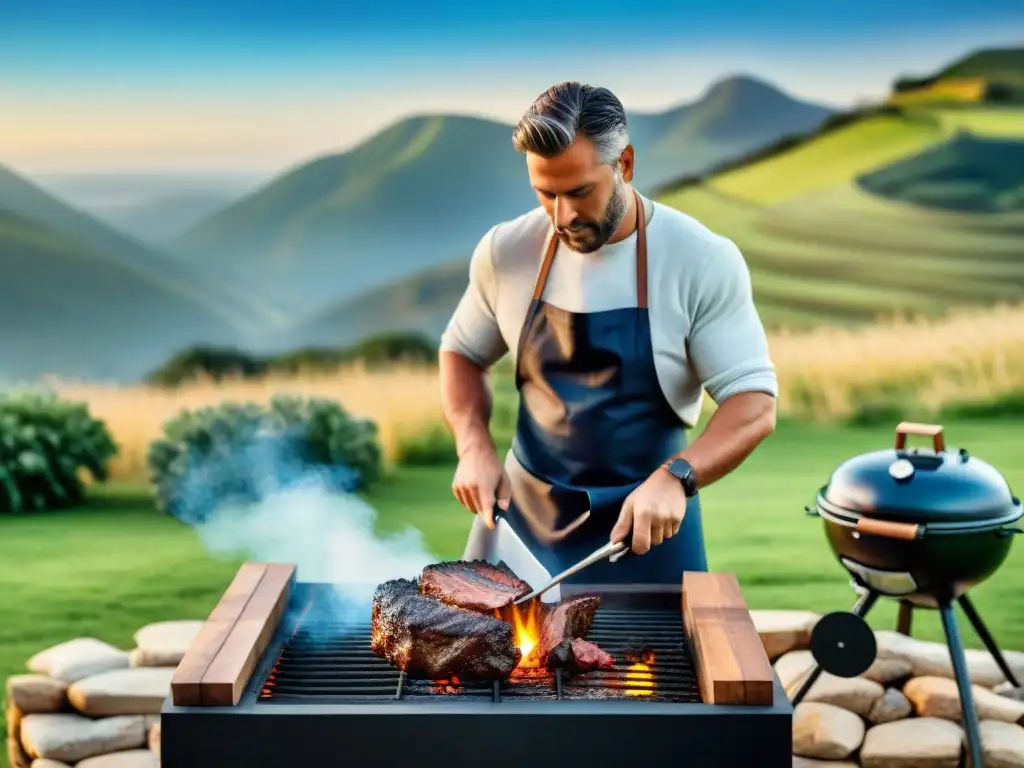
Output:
[
  {"xmin": 657, "ymin": 105, "xmax": 1024, "ymax": 331},
  {"xmin": 3, "ymin": 417, "xmax": 1024, "ymax": 765}
]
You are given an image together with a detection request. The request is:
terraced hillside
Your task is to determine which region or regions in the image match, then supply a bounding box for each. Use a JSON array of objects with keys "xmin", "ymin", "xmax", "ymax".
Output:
[{"xmin": 659, "ymin": 104, "xmax": 1024, "ymax": 330}]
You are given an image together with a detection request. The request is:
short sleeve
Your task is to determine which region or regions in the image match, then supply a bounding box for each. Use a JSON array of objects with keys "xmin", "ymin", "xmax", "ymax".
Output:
[
  {"xmin": 686, "ymin": 238, "xmax": 778, "ymax": 403},
  {"xmin": 438, "ymin": 225, "xmax": 509, "ymax": 368}
]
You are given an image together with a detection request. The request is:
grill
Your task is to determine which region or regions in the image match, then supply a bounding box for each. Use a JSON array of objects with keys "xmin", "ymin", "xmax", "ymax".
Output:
[
  {"xmin": 259, "ymin": 587, "xmax": 700, "ymax": 704},
  {"xmin": 162, "ymin": 570, "xmax": 793, "ymax": 768}
]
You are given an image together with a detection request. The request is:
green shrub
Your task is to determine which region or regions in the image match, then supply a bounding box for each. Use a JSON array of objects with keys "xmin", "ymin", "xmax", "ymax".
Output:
[
  {"xmin": 394, "ymin": 422, "xmax": 458, "ymax": 466},
  {"xmin": 0, "ymin": 390, "xmax": 117, "ymax": 513},
  {"xmin": 146, "ymin": 395, "xmax": 383, "ymax": 523},
  {"xmin": 147, "ymin": 332, "xmax": 439, "ymax": 387}
]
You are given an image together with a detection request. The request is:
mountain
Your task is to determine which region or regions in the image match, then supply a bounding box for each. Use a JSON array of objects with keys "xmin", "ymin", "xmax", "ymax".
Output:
[
  {"xmin": 176, "ymin": 76, "xmax": 833, "ymax": 317},
  {"xmin": 0, "ymin": 165, "xmax": 285, "ymax": 333},
  {"xmin": 87, "ymin": 190, "xmax": 241, "ymax": 245},
  {"xmin": 286, "ymin": 260, "xmax": 472, "ymax": 348},
  {"xmin": 0, "ymin": 210, "xmax": 246, "ymax": 381},
  {"xmin": 35, "ymin": 172, "xmax": 264, "ymax": 245}
]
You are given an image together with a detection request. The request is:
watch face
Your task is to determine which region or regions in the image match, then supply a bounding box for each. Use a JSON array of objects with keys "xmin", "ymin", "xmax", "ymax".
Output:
[{"xmin": 667, "ymin": 458, "xmax": 690, "ymax": 479}]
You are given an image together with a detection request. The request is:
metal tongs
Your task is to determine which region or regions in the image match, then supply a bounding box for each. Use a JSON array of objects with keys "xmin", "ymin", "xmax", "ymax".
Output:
[{"xmin": 513, "ymin": 536, "xmax": 634, "ymax": 605}]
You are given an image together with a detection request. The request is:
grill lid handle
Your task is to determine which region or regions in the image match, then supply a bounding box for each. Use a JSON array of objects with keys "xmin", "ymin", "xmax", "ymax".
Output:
[{"xmin": 895, "ymin": 421, "xmax": 945, "ymax": 453}]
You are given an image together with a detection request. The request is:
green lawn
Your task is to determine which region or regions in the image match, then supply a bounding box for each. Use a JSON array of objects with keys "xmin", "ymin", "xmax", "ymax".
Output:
[{"xmin": 3, "ymin": 417, "xmax": 1024, "ymax": 766}]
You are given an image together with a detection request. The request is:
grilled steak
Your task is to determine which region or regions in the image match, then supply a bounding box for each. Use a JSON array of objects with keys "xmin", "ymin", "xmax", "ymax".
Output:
[
  {"xmin": 420, "ymin": 560, "xmax": 531, "ymax": 612},
  {"xmin": 538, "ymin": 595, "xmax": 601, "ymax": 664},
  {"xmin": 371, "ymin": 578, "xmax": 521, "ymax": 679},
  {"xmin": 548, "ymin": 638, "xmax": 615, "ymax": 673}
]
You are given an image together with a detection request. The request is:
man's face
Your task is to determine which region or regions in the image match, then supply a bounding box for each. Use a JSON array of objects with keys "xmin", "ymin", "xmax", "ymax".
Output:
[{"xmin": 526, "ymin": 137, "xmax": 634, "ymax": 253}]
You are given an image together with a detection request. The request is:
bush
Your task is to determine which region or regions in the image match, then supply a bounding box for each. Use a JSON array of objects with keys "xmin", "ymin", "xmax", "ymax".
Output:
[
  {"xmin": 0, "ymin": 391, "xmax": 117, "ymax": 513},
  {"xmin": 147, "ymin": 332, "xmax": 439, "ymax": 387},
  {"xmin": 146, "ymin": 395, "xmax": 383, "ymax": 523},
  {"xmin": 145, "ymin": 346, "xmax": 267, "ymax": 386},
  {"xmin": 394, "ymin": 422, "xmax": 458, "ymax": 466}
]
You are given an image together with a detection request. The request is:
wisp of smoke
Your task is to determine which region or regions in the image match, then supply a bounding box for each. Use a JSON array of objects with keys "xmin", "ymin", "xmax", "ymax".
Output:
[{"xmin": 172, "ymin": 427, "xmax": 437, "ymax": 639}]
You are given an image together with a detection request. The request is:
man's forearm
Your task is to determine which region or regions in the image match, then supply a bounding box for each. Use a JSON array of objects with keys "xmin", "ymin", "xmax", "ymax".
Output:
[
  {"xmin": 673, "ymin": 391, "xmax": 776, "ymax": 490},
  {"xmin": 440, "ymin": 351, "xmax": 496, "ymax": 457}
]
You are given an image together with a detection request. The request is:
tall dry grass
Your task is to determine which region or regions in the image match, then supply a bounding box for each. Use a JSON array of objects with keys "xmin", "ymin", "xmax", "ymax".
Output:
[
  {"xmin": 49, "ymin": 303, "xmax": 1024, "ymax": 481},
  {"xmin": 52, "ymin": 362, "xmax": 445, "ymax": 481}
]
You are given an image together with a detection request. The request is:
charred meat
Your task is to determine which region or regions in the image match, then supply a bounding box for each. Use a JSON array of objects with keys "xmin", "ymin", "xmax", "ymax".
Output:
[
  {"xmin": 419, "ymin": 560, "xmax": 531, "ymax": 612},
  {"xmin": 537, "ymin": 596, "xmax": 601, "ymax": 665},
  {"xmin": 371, "ymin": 578, "xmax": 521, "ymax": 679},
  {"xmin": 548, "ymin": 638, "xmax": 616, "ymax": 673}
]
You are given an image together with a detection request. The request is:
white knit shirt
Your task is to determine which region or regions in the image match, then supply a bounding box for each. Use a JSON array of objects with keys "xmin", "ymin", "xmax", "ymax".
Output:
[{"xmin": 439, "ymin": 193, "xmax": 777, "ymax": 427}]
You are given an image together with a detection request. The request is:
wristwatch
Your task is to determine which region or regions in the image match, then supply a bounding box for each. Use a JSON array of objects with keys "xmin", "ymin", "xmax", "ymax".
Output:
[{"xmin": 662, "ymin": 457, "xmax": 698, "ymax": 498}]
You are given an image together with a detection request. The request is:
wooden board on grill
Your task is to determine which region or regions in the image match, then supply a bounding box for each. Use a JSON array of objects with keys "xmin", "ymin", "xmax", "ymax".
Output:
[
  {"xmin": 681, "ymin": 571, "xmax": 774, "ymax": 706},
  {"xmin": 170, "ymin": 562, "xmax": 296, "ymax": 707}
]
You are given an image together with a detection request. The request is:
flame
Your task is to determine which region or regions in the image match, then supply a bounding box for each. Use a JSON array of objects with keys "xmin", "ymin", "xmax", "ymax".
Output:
[
  {"xmin": 495, "ymin": 599, "xmax": 544, "ymax": 672},
  {"xmin": 621, "ymin": 648, "xmax": 656, "ymax": 696}
]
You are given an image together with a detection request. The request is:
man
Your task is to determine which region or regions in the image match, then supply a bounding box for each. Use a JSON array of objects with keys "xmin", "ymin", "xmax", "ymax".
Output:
[{"xmin": 438, "ymin": 81, "xmax": 777, "ymax": 586}]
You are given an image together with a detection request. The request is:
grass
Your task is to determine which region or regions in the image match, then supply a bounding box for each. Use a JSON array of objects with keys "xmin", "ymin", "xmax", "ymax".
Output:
[{"xmin": 3, "ymin": 416, "xmax": 1024, "ymax": 767}]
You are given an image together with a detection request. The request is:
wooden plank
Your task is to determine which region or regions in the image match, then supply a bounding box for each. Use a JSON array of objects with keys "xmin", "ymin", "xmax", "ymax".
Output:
[
  {"xmin": 682, "ymin": 571, "xmax": 775, "ymax": 706},
  {"xmin": 170, "ymin": 562, "xmax": 269, "ymax": 706},
  {"xmin": 200, "ymin": 563, "xmax": 296, "ymax": 706}
]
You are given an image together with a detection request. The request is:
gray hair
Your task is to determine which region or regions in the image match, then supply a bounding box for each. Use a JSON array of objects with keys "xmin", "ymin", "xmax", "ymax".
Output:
[{"xmin": 512, "ymin": 82, "xmax": 629, "ymax": 165}]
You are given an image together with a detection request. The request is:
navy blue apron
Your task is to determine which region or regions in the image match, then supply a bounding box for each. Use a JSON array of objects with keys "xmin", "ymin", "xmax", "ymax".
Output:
[{"xmin": 496, "ymin": 190, "xmax": 708, "ymax": 585}]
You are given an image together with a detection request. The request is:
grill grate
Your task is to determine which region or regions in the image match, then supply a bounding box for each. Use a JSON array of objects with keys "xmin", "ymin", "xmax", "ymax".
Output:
[{"xmin": 258, "ymin": 603, "xmax": 700, "ymax": 704}]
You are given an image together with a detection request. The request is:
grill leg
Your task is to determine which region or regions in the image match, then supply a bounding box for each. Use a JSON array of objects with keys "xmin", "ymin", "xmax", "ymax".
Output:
[
  {"xmin": 958, "ymin": 593, "xmax": 1021, "ymax": 688},
  {"xmin": 896, "ymin": 601, "xmax": 913, "ymax": 636},
  {"xmin": 791, "ymin": 590, "xmax": 880, "ymax": 706},
  {"xmin": 938, "ymin": 601, "xmax": 984, "ymax": 768}
]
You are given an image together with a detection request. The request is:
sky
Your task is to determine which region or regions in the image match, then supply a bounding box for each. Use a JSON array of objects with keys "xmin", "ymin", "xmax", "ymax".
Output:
[{"xmin": 2, "ymin": 0, "xmax": 1022, "ymax": 175}]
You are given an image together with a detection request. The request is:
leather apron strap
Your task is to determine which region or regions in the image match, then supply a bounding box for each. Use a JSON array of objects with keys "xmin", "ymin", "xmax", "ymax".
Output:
[{"xmin": 532, "ymin": 189, "xmax": 648, "ymax": 308}]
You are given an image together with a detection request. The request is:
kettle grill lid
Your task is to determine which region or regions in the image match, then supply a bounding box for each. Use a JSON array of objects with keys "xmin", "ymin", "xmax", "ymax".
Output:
[{"xmin": 819, "ymin": 422, "xmax": 1021, "ymax": 526}]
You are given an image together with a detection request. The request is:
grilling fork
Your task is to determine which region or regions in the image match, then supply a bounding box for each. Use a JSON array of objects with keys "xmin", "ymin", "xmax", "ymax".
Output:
[{"xmin": 513, "ymin": 536, "xmax": 635, "ymax": 606}]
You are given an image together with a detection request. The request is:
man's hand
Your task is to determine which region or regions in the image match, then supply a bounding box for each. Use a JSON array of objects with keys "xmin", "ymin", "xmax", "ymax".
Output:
[
  {"xmin": 452, "ymin": 445, "xmax": 511, "ymax": 529},
  {"xmin": 610, "ymin": 468, "xmax": 686, "ymax": 555}
]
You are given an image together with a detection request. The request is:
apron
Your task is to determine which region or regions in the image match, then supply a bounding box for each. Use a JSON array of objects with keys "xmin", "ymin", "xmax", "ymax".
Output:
[{"xmin": 463, "ymin": 189, "xmax": 707, "ymax": 585}]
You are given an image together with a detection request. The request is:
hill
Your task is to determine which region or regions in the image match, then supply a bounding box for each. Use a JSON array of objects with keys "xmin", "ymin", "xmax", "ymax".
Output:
[
  {"xmin": 891, "ymin": 45, "xmax": 1024, "ymax": 105},
  {"xmin": 285, "ymin": 260, "xmax": 472, "ymax": 348},
  {"xmin": 0, "ymin": 211, "xmax": 246, "ymax": 382},
  {"xmin": 175, "ymin": 76, "xmax": 833, "ymax": 317},
  {"xmin": 936, "ymin": 46, "xmax": 1024, "ymax": 88},
  {"xmin": 0, "ymin": 165, "xmax": 285, "ymax": 332},
  {"xmin": 296, "ymin": 101, "xmax": 1024, "ymax": 343},
  {"xmin": 857, "ymin": 133, "xmax": 1024, "ymax": 212}
]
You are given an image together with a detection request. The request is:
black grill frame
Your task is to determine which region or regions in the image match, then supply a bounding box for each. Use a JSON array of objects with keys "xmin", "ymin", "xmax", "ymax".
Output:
[{"xmin": 161, "ymin": 581, "xmax": 794, "ymax": 768}]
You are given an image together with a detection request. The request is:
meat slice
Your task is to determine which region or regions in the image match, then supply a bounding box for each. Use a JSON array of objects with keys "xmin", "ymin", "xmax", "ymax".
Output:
[
  {"xmin": 371, "ymin": 578, "xmax": 521, "ymax": 679},
  {"xmin": 569, "ymin": 639, "xmax": 615, "ymax": 670},
  {"xmin": 419, "ymin": 560, "xmax": 531, "ymax": 613},
  {"xmin": 537, "ymin": 595, "xmax": 601, "ymax": 664},
  {"xmin": 548, "ymin": 638, "xmax": 615, "ymax": 673}
]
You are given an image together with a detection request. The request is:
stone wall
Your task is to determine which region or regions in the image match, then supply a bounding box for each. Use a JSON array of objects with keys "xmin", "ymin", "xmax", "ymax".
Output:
[
  {"xmin": 750, "ymin": 610, "xmax": 1024, "ymax": 767},
  {"xmin": 5, "ymin": 622, "xmax": 202, "ymax": 768}
]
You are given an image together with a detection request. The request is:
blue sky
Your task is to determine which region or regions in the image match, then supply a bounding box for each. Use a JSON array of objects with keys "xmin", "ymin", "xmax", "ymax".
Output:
[{"xmin": 2, "ymin": 0, "xmax": 1022, "ymax": 173}]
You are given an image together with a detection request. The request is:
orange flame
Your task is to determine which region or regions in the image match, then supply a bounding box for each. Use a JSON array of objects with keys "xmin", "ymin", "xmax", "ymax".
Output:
[{"xmin": 495, "ymin": 599, "xmax": 544, "ymax": 672}]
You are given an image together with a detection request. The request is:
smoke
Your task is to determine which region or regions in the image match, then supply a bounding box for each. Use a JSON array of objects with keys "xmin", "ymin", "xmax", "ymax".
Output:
[{"xmin": 172, "ymin": 428, "xmax": 437, "ymax": 637}]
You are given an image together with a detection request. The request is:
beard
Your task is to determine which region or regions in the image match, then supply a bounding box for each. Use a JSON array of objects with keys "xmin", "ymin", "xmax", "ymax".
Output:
[{"xmin": 556, "ymin": 178, "xmax": 630, "ymax": 254}]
